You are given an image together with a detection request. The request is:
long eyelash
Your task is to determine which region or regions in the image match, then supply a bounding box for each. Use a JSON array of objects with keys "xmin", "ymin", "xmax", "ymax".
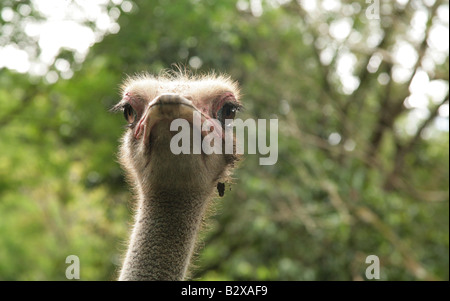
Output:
[
  {"xmin": 221, "ymin": 99, "xmax": 242, "ymax": 110},
  {"xmin": 230, "ymin": 102, "xmax": 244, "ymax": 112},
  {"xmin": 110, "ymin": 102, "xmax": 127, "ymax": 113}
]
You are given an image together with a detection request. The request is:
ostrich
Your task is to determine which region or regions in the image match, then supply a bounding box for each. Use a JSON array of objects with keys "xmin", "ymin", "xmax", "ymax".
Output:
[{"xmin": 113, "ymin": 71, "xmax": 242, "ymax": 280}]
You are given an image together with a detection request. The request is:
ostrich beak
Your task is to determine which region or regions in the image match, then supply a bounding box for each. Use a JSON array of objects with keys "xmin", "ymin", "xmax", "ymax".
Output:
[
  {"xmin": 133, "ymin": 94, "xmax": 221, "ymax": 143},
  {"xmin": 134, "ymin": 94, "xmax": 195, "ymax": 141}
]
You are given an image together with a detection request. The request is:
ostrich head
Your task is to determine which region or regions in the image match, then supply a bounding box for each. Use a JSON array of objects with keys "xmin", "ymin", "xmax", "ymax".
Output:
[{"xmin": 113, "ymin": 72, "xmax": 242, "ymax": 197}]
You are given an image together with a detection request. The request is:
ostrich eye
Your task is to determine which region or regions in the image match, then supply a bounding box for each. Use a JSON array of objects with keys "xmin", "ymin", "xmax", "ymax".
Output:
[
  {"xmin": 217, "ymin": 103, "xmax": 238, "ymax": 126},
  {"xmin": 123, "ymin": 104, "xmax": 137, "ymax": 124}
]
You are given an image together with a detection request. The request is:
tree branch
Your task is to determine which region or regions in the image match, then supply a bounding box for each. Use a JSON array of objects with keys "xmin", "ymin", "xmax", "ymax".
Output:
[
  {"xmin": 384, "ymin": 93, "xmax": 449, "ymax": 190},
  {"xmin": 366, "ymin": 0, "xmax": 442, "ymax": 161}
]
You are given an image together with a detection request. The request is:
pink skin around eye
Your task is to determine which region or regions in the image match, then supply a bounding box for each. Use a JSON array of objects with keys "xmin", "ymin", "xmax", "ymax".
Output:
[
  {"xmin": 121, "ymin": 92, "xmax": 145, "ymax": 138},
  {"xmin": 212, "ymin": 92, "xmax": 236, "ymax": 117},
  {"xmin": 208, "ymin": 92, "xmax": 237, "ymax": 140},
  {"xmin": 123, "ymin": 92, "xmax": 141, "ymax": 111},
  {"xmin": 123, "ymin": 91, "xmax": 146, "ymax": 117}
]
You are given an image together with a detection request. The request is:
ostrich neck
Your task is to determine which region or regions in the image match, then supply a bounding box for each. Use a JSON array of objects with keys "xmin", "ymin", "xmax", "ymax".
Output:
[{"xmin": 119, "ymin": 189, "xmax": 211, "ymax": 281}]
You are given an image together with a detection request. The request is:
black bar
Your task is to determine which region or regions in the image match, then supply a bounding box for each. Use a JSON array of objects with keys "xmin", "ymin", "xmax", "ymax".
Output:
[{"xmin": 1, "ymin": 280, "xmax": 446, "ymax": 298}]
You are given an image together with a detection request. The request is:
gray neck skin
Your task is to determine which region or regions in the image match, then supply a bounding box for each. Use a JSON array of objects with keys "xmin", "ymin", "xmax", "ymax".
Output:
[{"xmin": 119, "ymin": 191, "xmax": 210, "ymax": 281}]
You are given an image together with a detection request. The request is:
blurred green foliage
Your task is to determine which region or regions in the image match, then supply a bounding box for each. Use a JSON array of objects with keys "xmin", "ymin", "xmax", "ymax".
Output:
[{"xmin": 0, "ymin": 0, "xmax": 448, "ymax": 280}]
